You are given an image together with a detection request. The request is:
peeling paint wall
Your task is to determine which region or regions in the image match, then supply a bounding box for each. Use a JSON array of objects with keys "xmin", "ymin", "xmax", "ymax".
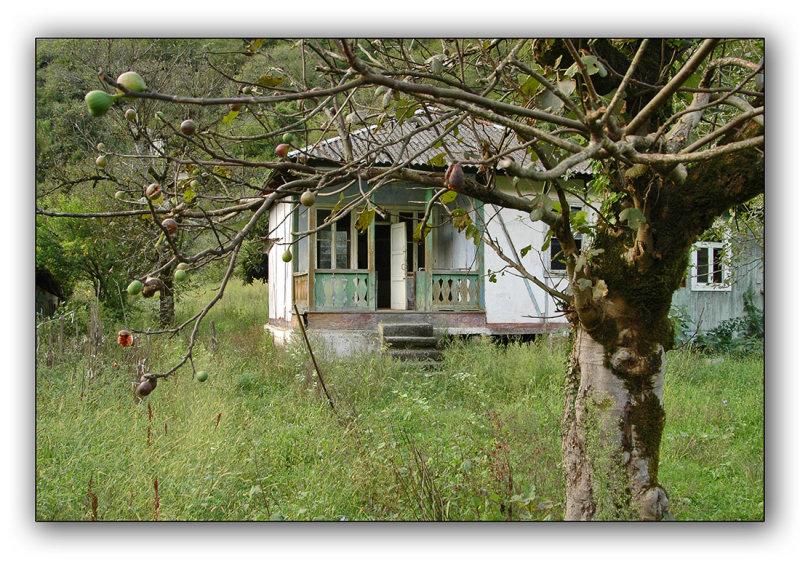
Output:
[
  {"xmin": 268, "ymin": 200, "xmax": 294, "ymax": 324},
  {"xmin": 671, "ymin": 237, "xmax": 764, "ymax": 332}
]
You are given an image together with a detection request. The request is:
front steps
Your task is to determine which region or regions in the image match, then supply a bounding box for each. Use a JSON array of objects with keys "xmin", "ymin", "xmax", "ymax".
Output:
[{"xmin": 378, "ymin": 322, "xmax": 443, "ymax": 363}]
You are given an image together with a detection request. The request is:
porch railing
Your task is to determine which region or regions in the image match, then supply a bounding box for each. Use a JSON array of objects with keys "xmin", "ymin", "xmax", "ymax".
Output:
[
  {"xmin": 313, "ymin": 270, "xmax": 371, "ymax": 310},
  {"xmin": 425, "ymin": 271, "xmax": 481, "ymax": 311}
]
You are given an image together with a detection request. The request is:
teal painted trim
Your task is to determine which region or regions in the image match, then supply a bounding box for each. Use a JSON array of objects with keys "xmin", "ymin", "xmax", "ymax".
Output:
[
  {"xmin": 429, "ymin": 271, "xmax": 481, "ymax": 310},
  {"xmin": 424, "ymin": 187, "xmax": 433, "ymax": 311},
  {"xmin": 313, "ymin": 270, "xmax": 371, "ymax": 310}
]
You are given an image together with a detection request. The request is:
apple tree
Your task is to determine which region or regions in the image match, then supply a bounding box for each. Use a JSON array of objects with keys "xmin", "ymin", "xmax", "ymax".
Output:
[{"xmin": 36, "ymin": 38, "xmax": 764, "ymax": 520}]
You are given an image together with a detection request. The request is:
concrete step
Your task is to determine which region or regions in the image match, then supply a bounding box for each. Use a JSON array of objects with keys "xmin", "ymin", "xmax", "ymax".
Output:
[
  {"xmin": 387, "ymin": 348, "xmax": 444, "ymax": 361},
  {"xmin": 379, "ymin": 322, "xmax": 434, "ymax": 338},
  {"xmin": 383, "ymin": 336, "xmax": 439, "ymax": 349}
]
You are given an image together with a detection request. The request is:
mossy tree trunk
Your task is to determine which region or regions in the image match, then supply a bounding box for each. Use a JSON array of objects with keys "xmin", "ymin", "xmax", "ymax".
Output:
[
  {"xmin": 562, "ymin": 327, "xmax": 668, "ymax": 520},
  {"xmin": 559, "ymin": 130, "xmax": 764, "ymax": 520}
]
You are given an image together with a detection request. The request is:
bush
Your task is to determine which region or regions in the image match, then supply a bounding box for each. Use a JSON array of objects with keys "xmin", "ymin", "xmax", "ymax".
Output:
[{"xmin": 693, "ymin": 292, "xmax": 764, "ymax": 355}]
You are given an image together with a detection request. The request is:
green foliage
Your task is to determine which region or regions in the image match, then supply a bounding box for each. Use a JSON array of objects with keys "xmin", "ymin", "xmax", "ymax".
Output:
[
  {"xmin": 35, "ymin": 284, "xmax": 764, "ymax": 520},
  {"xmin": 692, "ymin": 292, "xmax": 764, "ymax": 355}
]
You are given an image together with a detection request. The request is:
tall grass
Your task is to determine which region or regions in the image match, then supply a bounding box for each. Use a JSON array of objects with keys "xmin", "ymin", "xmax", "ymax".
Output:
[{"xmin": 36, "ymin": 279, "xmax": 764, "ymax": 521}]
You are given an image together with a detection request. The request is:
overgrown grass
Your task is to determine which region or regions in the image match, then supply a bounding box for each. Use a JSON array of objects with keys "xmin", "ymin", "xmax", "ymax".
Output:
[{"xmin": 35, "ymin": 280, "xmax": 764, "ymax": 521}]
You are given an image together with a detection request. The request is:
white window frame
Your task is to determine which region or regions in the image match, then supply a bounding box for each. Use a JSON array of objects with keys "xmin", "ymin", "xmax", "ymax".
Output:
[{"xmin": 690, "ymin": 241, "xmax": 732, "ymax": 291}]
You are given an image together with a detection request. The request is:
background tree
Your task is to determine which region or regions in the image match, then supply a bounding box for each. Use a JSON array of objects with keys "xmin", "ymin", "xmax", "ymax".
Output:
[{"xmin": 36, "ymin": 37, "xmax": 764, "ymax": 520}]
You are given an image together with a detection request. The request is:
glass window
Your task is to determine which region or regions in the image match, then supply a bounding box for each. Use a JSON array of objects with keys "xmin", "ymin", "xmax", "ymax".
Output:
[
  {"xmin": 691, "ymin": 242, "xmax": 731, "ymax": 291},
  {"xmin": 315, "ymin": 209, "xmax": 351, "ymax": 270},
  {"xmin": 316, "ymin": 209, "xmax": 332, "ymax": 269}
]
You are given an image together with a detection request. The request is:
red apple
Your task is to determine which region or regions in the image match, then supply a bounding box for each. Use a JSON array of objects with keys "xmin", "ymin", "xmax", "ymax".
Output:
[{"xmin": 275, "ymin": 143, "xmax": 290, "ymax": 157}]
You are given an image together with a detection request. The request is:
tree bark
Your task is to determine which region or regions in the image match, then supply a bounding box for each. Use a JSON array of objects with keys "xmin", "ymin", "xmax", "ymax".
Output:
[
  {"xmin": 562, "ymin": 326, "xmax": 668, "ymax": 520},
  {"xmin": 158, "ymin": 272, "xmax": 174, "ymax": 328}
]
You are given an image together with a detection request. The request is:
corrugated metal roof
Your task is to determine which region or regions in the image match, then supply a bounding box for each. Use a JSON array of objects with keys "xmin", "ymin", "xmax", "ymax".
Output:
[{"xmin": 290, "ymin": 109, "xmax": 593, "ymax": 175}]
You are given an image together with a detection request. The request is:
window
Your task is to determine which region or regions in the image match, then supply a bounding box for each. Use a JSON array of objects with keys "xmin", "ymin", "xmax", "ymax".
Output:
[
  {"xmin": 316, "ymin": 210, "xmax": 351, "ymax": 269},
  {"xmin": 690, "ymin": 241, "xmax": 731, "ymax": 291},
  {"xmin": 549, "ymin": 206, "xmax": 583, "ymax": 272}
]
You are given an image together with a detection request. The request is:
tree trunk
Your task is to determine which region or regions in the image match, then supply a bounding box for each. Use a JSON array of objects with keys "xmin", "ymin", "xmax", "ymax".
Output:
[
  {"xmin": 158, "ymin": 273, "xmax": 174, "ymax": 328},
  {"xmin": 561, "ymin": 326, "xmax": 668, "ymax": 520}
]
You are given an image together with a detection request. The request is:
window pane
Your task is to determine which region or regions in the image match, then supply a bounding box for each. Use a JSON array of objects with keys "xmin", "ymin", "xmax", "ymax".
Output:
[
  {"xmin": 357, "ymin": 229, "xmax": 368, "ymax": 270},
  {"xmin": 316, "ymin": 209, "xmax": 332, "ymax": 269},
  {"xmin": 712, "ymin": 247, "xmax": 724, "ymax": 284},
  {"xmin": 317, "ymin": 240, "xmax": 332, "ymax": 269},
  {"xmin": 550, "ymin": 238, "xmax": 565, "ymax": 271},
  {"xmin": 335, "ymin": 212, "xmax": 351, "ymax": 269},
  {"xmin": 550, "ymin": 237, "xmax": 581, "ymax": 271},
  {"xmin": 697, "ymin": 247, "xmax": 709, "ymax": 284},
  {"xmin": 335, "ymin": 231, "xmax": 349, "ymax": 268}
]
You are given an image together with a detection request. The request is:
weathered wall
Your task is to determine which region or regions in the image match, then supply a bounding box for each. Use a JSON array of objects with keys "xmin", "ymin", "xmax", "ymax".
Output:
[
  {"xmin": 482, "ymin": 178, "xmax": 585, "ymax": 326},
  {"xmin": 268, "ymin": 200, "xmax": 294, "ymax": 324},
  {"xmin": 671, "ymin": 237, "xmax": 763, "ymax": 332}
]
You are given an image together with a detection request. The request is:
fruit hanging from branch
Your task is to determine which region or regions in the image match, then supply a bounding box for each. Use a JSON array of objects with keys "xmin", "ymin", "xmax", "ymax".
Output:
[
  {"xmin": 117, "ymin": 330, "xmax": 133, "ymax": 347},
  {"xmin": 180, "ymin": 119, "xmax": 197, "ymax": 136},
  {"xmin": 161, "ymin": 218, "xmax": 178, "ymax": 234},
  {"xmin": 116, "ymin": 71, "xmax": 147, "ymax": 96},
  {"xmin": 127, "ymin": 280, "xmax": 143, "ymax": 295},
  {"xmin": 141, "ymin": 276, "xmax": 164, "ymax": 298},
  {"xmin": 282, "ymin": 249, "xmax": 293, "ymax": 263},
  {"xmin": 196, "ymin": 371, "xmax": 208, "ymax": 383},
  {"xmin": 445, "ymin": 162, "xmax": 465, "ymax": 191},
  {"xmin": 136, "ymin": 374, "xmax": 157, "ymax": 397},
  {"xmin": 300, "ymin": 190, "xmax": 316, "ymax": 207},
  {"xmin": 145, "ymin": 183, "xmax": 162, "ymax": 201},
  {"xmin": 275, "ymin": 143, "xmax": 290, "ymax": 157},
  {"xmin": 84, "ymin": 90, "xmax": 118, "ymax": 117},
  {"xmin": 95, "ymin": 155, "xmax": 108, "ymax": 168},
  {"xmin": 124, "ymin": 108, "xmax": 137, "ymax": 122},
  {"xmin": 174, "ymin": 269, "xmax": 187, "ymax": 282}
]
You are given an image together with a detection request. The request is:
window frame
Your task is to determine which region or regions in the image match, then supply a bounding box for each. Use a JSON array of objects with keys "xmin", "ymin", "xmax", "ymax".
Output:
[
  {"xmin": 690, "ymin": 241, "xmax": 732, "ymax": 292},
  {"xmin": 548, "ymin": 205, "xmax": 583, "ymax": 274},
  {"xmin": 315, "ymin": 209, "xmax": 353, "ymax": 270}
]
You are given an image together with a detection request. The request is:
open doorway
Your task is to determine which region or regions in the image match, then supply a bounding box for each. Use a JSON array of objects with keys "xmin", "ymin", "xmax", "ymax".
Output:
[{"xmin": 375, "ymin": 223, "xmax": 391, "ymax": 308}]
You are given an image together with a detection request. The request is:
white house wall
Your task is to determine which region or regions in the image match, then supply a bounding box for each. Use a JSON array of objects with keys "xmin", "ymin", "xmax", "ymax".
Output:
[
  {"xmin": 268, "ymin": 200, "xmax": 294, "ymax": 324},
  {"xmin": 483, "ymin": 206, "xmax": 565, "ymax": 325}
]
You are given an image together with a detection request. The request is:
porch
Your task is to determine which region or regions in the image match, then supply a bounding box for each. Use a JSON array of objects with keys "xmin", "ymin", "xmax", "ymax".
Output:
[{"xmin": 292, "ymin": 269, "xmax": 483, "ymax": 313}]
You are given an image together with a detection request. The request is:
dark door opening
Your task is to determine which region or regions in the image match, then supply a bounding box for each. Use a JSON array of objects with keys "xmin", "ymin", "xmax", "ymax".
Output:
[{"xmin": 375, "ymin": 224, "xmax": 391, "ymax": 308}]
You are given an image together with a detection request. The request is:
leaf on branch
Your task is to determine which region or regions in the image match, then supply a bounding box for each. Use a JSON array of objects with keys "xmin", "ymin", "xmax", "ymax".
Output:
[
  {"xmin": 258, "ymin": 75, "xmax": 285, "ymax": 88},
  {"xmin": 428, "ymin": 153, "xmax": 448, "ymax": 168},
  {"xmin": 394, "ymin": 100, "xmax": 420, "ymax": 125},
  {"xmin": 577, "ymin": 278, "xmax": 592, "ymax": 291},
  {"xmin": 221, "ymin": 109, "xmax": 239, "ymax": 123},
  {"xmin": 580, "ymin": 55, "xmax": 607, "ymax": 77},
  {"xmin": 520, "ymin": 244, "xmax": 532, "ymax": 258},
  {"xmin": 183, "ymin": 187, "xmax": 196, "ymax": 204},
  {"xmin": 592, "ymin": 279, "xmax": 608, "ymax": 300},
  {"xmin": 355, "ymin": 208, "xmax": 375, "ymax": 234},
  {"xmin": 440, "ymin": 190, "xmax": 458, "ymax": 204},
  {"xmin": 451, "ymin": 208, "xmax": 472, "ymax": 232},
  {"xmin": 529, "ymin": 193, "xmax": 554, "ymax": 222},
  {"xmin": 519, "ymin": 75, "xmax": 541, "ymax": 98},
  {"xmin": 413, "ymin": 221, "xmax": 432, "ymax": 242},
  {"xmin": 541, "ymin": 230, "xmax": 553, "ymax": 252},
  {"xmin": 619, "ymin": 207, "xmax": 646, "ymax": 230},
  {"xmin": 465, "ymin": 224, "xmax": 481, "ymax": 246}
]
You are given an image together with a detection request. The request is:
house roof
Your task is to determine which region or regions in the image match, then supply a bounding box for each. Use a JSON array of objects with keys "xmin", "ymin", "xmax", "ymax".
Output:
[{"xmin": 289, "ymin": 108, "xmax": 593, "ymax": 175}]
